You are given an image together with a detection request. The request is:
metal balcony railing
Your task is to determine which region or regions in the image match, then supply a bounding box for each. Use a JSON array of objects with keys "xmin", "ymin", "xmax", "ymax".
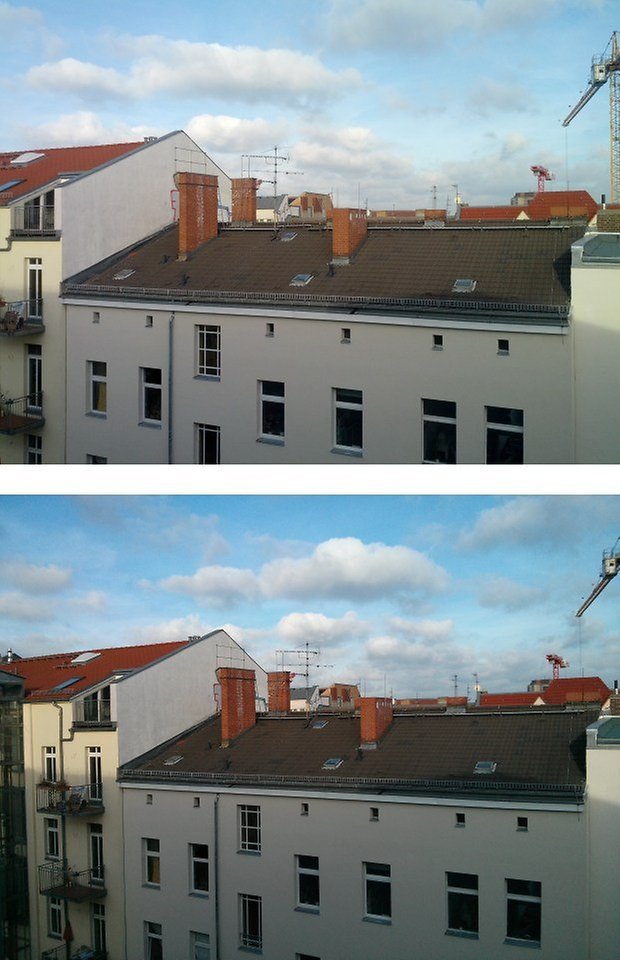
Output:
[
  {"xmin": 0, "ymin": 393, "xmax": 44, "ymax": 435},
  {"xmin": 43, "ymin": 946, "xmax": 107, "ymax": 960},
  {"xmin": 73, "ymin": 699, "xmax": 112, "ymax": 726},
  {"xmin": 11, "ymin": 204, "xmax": 56, "ymax": 235},
  {"xmin": 36, "ymin": 782, "xmax": 104, "ymax": 815},
  {"xmin": 0, "ymin": 300, "xmax": 44, "ymax": 334},
  {"xmin": 38, "ymin": 862, "xmax": 106, "ymax": 902}
]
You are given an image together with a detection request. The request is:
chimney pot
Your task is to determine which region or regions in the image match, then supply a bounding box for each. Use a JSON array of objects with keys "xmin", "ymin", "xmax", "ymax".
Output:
[
  {"xmin": 331, "ymin": 207, "xmax": 368, "ymax": 264},
  {"xmin": 359, "ymin": 696, "xmax": 393, "ymax": 749},
  {"xmin": 174, "ymin": 171, "xmax": 219, "ymax": 260},
  {"xmin": 217, "ymin": 667, "xmax": 256, "ymax": 746}
]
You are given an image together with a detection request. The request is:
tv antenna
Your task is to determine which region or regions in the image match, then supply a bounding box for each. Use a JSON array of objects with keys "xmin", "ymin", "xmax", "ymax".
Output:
[{"xmin": 241, "ymin": 146, "xmax": 303, "ymax": 225}]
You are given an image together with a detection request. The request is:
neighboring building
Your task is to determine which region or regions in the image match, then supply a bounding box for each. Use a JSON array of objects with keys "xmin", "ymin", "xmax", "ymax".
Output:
[
  {"xmin": 0, "ymin": 667, "xmax": 29, "ymax": 960},
  {"xmin": 256, "ymin": 194, "xmax": 290, "ymax": 223},
  {"xmin": 288, "ymin": 192, "xmax": 333, "ymax": 222},
  {"xmin": 60, "ymin": 172, "xmax": 620, "ymax": 464},
  {"xmin": 118, "ymin": 667, "xmax": 612, "ymax": 959},
  {"xmin": 4, "ymin": 632, "xmax": 266, "ymax": 960},
  {"xmin": 319, "ymin": 682, "xmax": 360, "ymax": 710},
  {"xmin": 0, "ymin": 132, "xmax": 231, "ymax": 463},
  {"xmin": 290, "ymin": 686, "xmax": 322, "ymax": 712},
  {"xmin": 459, "ymin": 189, "xmax": 598, "ymax": 224}
]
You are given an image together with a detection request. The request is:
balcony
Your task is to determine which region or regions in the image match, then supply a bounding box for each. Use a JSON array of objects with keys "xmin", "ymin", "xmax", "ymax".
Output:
[
  {"xmin": 0, "ymin": 300, "xmax": 45, "ymax": 336},
  {"xmin": 39, "ymin": 862, "xmax": 106, "ymax": 903},
  {"xmin": 43, "ymin": 946, "xmax": 106, "ymax": 960},
  {"xmin": 0, "ymin": 392, "xmax": 45, "ymax": 435},
  {"xmin": 72, "ymin": 699, "xmax": 113, "ymax": 728},
  {"xmin": 37, "ymin": 782, "xmax": 104, "ymax": 816},
  {"xmin": 11, "ymin": 204, "xmax": 56, "ymax": 236}
]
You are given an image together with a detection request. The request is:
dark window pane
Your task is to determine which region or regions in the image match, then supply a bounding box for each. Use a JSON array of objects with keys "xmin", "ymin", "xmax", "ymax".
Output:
[
  {"xmin": 507, "ymin": 879, "xmax": 541, "ymax": 897},
  {"xmin": 448, "ymin": 891, "xmax": 478, "ymax": 932},
  {"xmin": 144, "ymin": 387, "xmax": 161, "ymax": 421},
  {"xmin": 424, "ymin": 420, "xmax": 456, "ymax": 462},
  {"xmin": 262, "ymin": 400, "xmax": 284, "ymax": 436},
  {"xmin": 487, "ymin": 428, "xmax": 523, "ymax": 464},
  {"xmin": 193, "ymin": 859, "xmax": 209, "ymax": 891},
  {"xmin": 262, "ymin": 381, "xmax": 284, "ymax": 396},
  {"xmin": 298, "ymin": 855, "xmax": 318, "ymax": 870},
  {"xmin": 423, "ymin": 398, "xmax": 456, "ymax": 418},
  {"xmin": 507, "ymin": 899, "xmax": 541, "ymax": 941},
  {"xmin": 299, "ymin": 872, "xmax": 320, "ymax": 906},
  {"xmin": 366, "ymin": 878, "xmax": 391, "ymax": 917},
  {"xmin": 447, "ymin": 873, "xmax": 478, "ymax": 890},
  {"xmin": 336, "ymin": 408, "xmax": 362, "ymax": 448},
  {"xmin": 486, "ymin": 406, "xmax": 523, "ymax": 427},
  {"xmin": 336, "ymin": 388, "xmax": 362, "ymax": 404}
]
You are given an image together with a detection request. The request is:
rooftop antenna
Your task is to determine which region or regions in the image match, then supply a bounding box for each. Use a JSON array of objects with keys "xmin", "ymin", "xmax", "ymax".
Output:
[
  {"xmin": 241, "ymin": 146, "xmax": 303, "ymax": 228},
  {"xmin": 452, "ymin": 674, "xmax": 459, "ymax": 697},
  {"xmin": 431, "ymin": 185, "xmax": 437, "ymax": 208}
]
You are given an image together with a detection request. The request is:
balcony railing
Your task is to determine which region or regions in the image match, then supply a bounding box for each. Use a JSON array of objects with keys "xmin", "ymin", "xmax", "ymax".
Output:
[
  {"xmin": 39, "ymin": 862, "xmax": 106, "ymax": 902},
  {"xmin": 0, "ymin": 300, "xmax": 44, "ymax": 335},
  {"xmin": 11, "ymin": 204, "xmax": 56, "ymax": 236},
  {"xmin": 43, "ymin": 946, "xmax": 106, "ymax": 960},
  {"xmin": 0, "ymin": 392, "xmax": 44, "ymax": 435},
  {"xmin": 37, "ymin": 781, "xmax": 104, "ymax": 815},
  {"xmin": 73, "ymin": 699, "xmax": 112, "ymax": 727}
]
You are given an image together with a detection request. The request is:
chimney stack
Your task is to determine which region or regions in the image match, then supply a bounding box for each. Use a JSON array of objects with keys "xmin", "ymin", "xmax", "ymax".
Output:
[
  {"xmin": 174, "ymin": 171, "xmax": 219, "ymax": 260},
  {"xmin": 217, "ymin": 667, "xmax": 256, "ymax": 746},
  {"xmin": 267, "ymin": 671, "xmax": 292, "ymax": 713},
  {"xmin": 332, "ymin": 208, "xmax": 368, "ymax": 264},
  {"xmin": 232, "ymin": 177, "xmax": 259, "ymax": 223},
  {"xmin": 359, "ymin": 697, "xmax": 393, "ymax": 749}
]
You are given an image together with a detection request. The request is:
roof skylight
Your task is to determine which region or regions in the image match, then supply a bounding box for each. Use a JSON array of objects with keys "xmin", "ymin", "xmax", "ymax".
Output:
[
  {"xmin": 290, "ymin": 273, "xmax": 313, "ymax": 286},
  {"xmin": 473, "ymin": 760, "xmax": 497, "ymax": 774},
  {"xmin": 311, "ymin": 719, "xmax": 328, "ymax": 729},
  {"xmin": 71, "ymin": 651, "xmax": 101, "ymax": 664},
  {"xmin": 0, "ymin": 179, "xmax": 25, "ymax": 192},
  {"xmin": 113, "ymin": 269, "xmax": 135, "ymax": 280},
  {"xmin": 10, "ymin": 152, "xmax": 45, "ymax": 166},
  {"xmin": 452, "ymin": 278, "xmax": 477, "ymax": 293},
  {"xmin": 51, "ymin": 676, "xmax": 85, "ymax": 692},
  {"xmin": 280, "ymin": 231, "xmax": 297, "ymax": 242},
  {"xmin": 322, "ymin": 757, "xmax": 343, "ymax": 769},
  {"xmin": 163, "ymin": 755, "xmax": 183, "ymax": 765}
]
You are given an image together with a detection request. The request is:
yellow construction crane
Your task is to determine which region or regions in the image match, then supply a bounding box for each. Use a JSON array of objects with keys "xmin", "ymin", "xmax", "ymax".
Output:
[
  {"xmin": 563, "ymin": 32, "xmax": 620, "ymax": 203},
  {"xmin": 576, "ymin": 538, "xmax": 620, "ymax": 617}
]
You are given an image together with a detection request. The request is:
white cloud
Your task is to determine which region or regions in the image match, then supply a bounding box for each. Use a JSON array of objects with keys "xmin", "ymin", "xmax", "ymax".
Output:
[
  {"xmin": 478, "ymin": 576, "xmax": 544, "ymax": 612},
  {"xmin": 0, "ymin": 560, "xmax": 71, "ymax": 593},
  {"xmin": 468, "ymin": 79, "xmax": 532, "ymax": 118},
  {"xmin": 157, "ymin": 565, "xmax": 260, "ymax": 605},
  {"xmin": 71, "ymin": 590, "xmax": 107, "ymax": 611},
  {"xmin": 187, "ymin": 114, "xmax": 288, "ymax": 154},
  {"xmin": 387, "ymin": 617, "xmax": 456, "ymax": 641},
  {"xmin": 19, "ymin": 111, "xmax": 156, "ymax": 146},
  {"xmin": 276, "ymin": 610, "xmax": 371, "ymax": 647},
  {"xmin": 457, "ymin": 498, "xmax": 551, "ymax": 549},
  {"xmin": 128, "ymin": 614, "xmax": 208, "ymax": 645},
  {"xmin": 0, "ymin": 592, "xmax": 56, "ymax": 621},
  {"xmin": 25, "ymin": 39, "xmax": 362, "ymax": 107}
]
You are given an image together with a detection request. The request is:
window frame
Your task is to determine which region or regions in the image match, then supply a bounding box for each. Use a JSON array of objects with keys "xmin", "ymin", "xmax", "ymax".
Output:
[
  {"xmin": 195, "ymin": 324, "xmax": 221, "ymax": 379},
  {"xmin": 43, "ymin": 745, "xmax": 57, "ymax": 783},
  {"xmin": 44, "ymin": 817, "xmax": 60, "ymax": 860},
  {"xmin": 422, "ymin": 398, "xmax": 457, "ymax": 463},
  {"xmin": 239, "ymin": 804, "xmax": 261, "ymax": 853},
  {"xmin": 239, "ymin": 893, "xmax": 262, "ymax": 951},
  {"xmin": 446, "ymin": 871, "xmax": 479, "ymax": 937},
  {"xmin": 486, "ymin": 406, "xmax": 524, "ymax": 464},
  {"xmin": 88, "ymin": 360, "xmax": 107, "ymax": 415},
  {"xmin": 26, "ymin": 433, "xmax": 42, "ymax": 464},
  {"xmin": 296, "ymin": 854, "xmax": 320, "ymax": 911},
  {"xmin": 189, "ymin": 842, "xmax": 209, "ymax": 895},
  {"xmin": 27, "ymin": 343, "xmax": 42, "ymax": 412},
  {"xmin": 363, "ymin": 861, "xmax": 392, "ymax": 922},
  {"xmin": 92, "ymin": 902, "xmax": 106, "ymax": 955},
  {"xmin": 89, "ymin": 822, "xmax": 104, "ymax": 884},
  {"xmin": 144, "ymin": 921, "xmax": 163, "ymax": 960},
  {"xmin": 333, "ymin": 387, "xmax": 363, "ymax": 455},
  {"xmin": 143, "ymin": 837, "xmax": 161, "ymax": 887},
  {"xmin": 140, "ymin": 367, "xmax": 162, "ymax": 424},
  {"xmin": 194, "ymin": 422, "xmax": 221, "ymax": 464},
  {"xmin": 258, "ymin": 381, "xmax": 285, "ymax": 442},
  {"xmin": 190, "ymin": 931, "xmax": 210, "ymax": 960},
  {"xmin": 505, "ymin": 878, "xmax": 541, "ymax": 945},
  {"xmin": 48, "ymin": 896, "xmax": 63, "ymax": 938}
]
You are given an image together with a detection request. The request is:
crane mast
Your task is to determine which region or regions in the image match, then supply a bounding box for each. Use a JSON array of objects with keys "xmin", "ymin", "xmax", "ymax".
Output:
[{"xmin": 563, "ymin": 32, "xmax": 620, "ymax": 203}]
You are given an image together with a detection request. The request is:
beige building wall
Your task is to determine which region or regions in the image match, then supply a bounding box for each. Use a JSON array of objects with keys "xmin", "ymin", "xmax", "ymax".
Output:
[
  {"xmin": 64, "ymin": 299, "xmax": 573, "ymax": 464},
  {"xmin": 122, "ymin": 782, "xmax": 587, "ymax": 960},
  {"xmin": 586, "ymin": 718, "xmax": 620, "ymax": 960}
]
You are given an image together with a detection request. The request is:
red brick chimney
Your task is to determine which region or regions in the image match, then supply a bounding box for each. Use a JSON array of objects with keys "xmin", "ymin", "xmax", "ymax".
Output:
[
  {"xmin": 267, "ymin": 671, "xmax": 292, "ymax": 713},
  {"xmin": 231, "ymin": 177, "xmax": 259, "ymax": 223},
  {"xmin": 332, "ymin": 208, "xmax": 368, "ymax": 263},
  {"xmin": 174, "ymin": 171, "xmax": 219, "ymax": 260},
  {"xmin": 217, "ymin": 667, "xmax": 256, "ymax": 746},
  {"xmin": 359, "ymin": 697, "xmax": 393, "ymax": 749}
]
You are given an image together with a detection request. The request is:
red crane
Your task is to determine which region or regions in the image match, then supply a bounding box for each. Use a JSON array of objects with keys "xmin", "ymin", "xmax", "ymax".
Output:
[
  {"xmin": 546, "ymin": 653, "xmax": 569, "ymax": 680},
  {"xmin": 531, "ymin": 165, "xmax": 555, "ymax": 192}
]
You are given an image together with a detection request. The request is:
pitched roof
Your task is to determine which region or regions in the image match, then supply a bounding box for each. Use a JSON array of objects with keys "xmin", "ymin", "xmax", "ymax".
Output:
[
  {"xmin": 0, "ymin": 142, "xmax": 146, "ymax": 204},
  {"xmin": 65, "ymin": 221, "xmax": 584, "ymax": 317},
  {"xmin": 459, "ymin": 205, "xmax": 527, "ymax": 221},
  {"xmin": 540, "ymin": 676, "xmax": 611, "ymax": 705},
  {"xmin": 479, "ymin": 692, "xmax": 540, "ymax": 707},
  {"xmin": 527, "ymin": 190, "xmax": 598, "ymax": 221},
  {"xmin": 121, "ymin": 708, "xmax": 598, "ymax": 800},
  {"xmin": 2, "ymin": 641, "xmax": 189, "ymax": 700}
]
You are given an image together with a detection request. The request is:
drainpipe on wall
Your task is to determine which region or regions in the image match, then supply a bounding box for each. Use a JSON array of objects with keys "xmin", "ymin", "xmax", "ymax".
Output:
[
  {"xmin": 168, "ymin": 312, "xmax": 174, "ymax": 464},
  {"xmin": 52, "ymin": 702, "xmax": 74, "ymax": 960}
]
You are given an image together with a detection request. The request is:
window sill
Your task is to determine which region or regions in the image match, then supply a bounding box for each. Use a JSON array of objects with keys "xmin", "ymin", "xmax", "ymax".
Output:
[
  {"xmin": 294, "ymin": 905, "xmax": 320, "ymax": 915},
  {"xmin": 504, "ymin": 938, "xmax": 540, "ymax": 949},
  {"xmin": 331, "ymin": 446, "xmax": 363, "ymax": 458},
  {"xmin": 238, "ymin": 946, "xmax": 262, "ymax": 955},
  {"xmin": 189, "ymin": 891, "xmax": 209, "ymax": 899},
  {"xmin": 193, "ymin": 374, "xmax": 221, "ymax": 382},
  {"xmin": 86, "ymin": 411, "xmax": 107, "ymax": 419},
  {"xmin": 257, "ymin": 436, "xmax": 285, "ymax": 446},
  {"xmin": 432, "ymin": 346, "xmax": 444, "ymax": 351},
  {"xmin": 142, "ymin": 882, "xmax": 161, "ymax": 890},
  {"xmin": 363, "ymin": 916, "xmax": 392, "ymax": 925},
  {"xmin": 237, "ymin": 849, "xmax": 261, "ymax": 856},
  {"xmin": 138, "ymin": 420, "xmax": 162, "ymax": 429},
  {"xmin": 446, "ymin": 929, "xmax": 479, "ymax": 940}
]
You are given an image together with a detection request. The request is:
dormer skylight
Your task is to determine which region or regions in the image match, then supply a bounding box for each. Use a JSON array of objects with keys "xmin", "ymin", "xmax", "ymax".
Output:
[
  {"xmin": 0, "ymin": 178, "xmax": 25, "ymax": 192},
  {"xmin": 71, "ymin": 651, "xmax": 101, "ymax": 664},
  {"xmin": 474, "ymin": 760, "xmax": 497, "ymax": 774},
  {"xmin": 280, "ymin": 231, "xmax": 297, "ymax": 242},
  {"xmin": 51, "ymin": 676, "xmax": 85, "ymax": 692},
  {"xmin": 11, "ymin": 152, "xmax": 45, "ymax": 166},
  {"xmin": 452, "ymin": 278, "xmax": 477, "ymax": 293},
  {"xmin": 290, "ymin": 273, "xmax": 313, "ymax": 286},
  {"xmin": 311, "ymin": 719, "xmax": 328, "ymax": 729},
  {"xmin": 113, "ymin": 269, "xmax": 135, "ymax": 280},
  {"xmin": 322, "ymin": 757, "xmax": 343, "ymax": 769}
]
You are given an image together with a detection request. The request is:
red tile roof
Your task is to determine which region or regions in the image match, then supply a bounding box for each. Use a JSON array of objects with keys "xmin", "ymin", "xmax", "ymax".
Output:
[
  {"xmin": 0, "ymin": 142, "xmax": 145, "ymax": 204},
  {"xmin": 3, "ymin": 641, "xmax": 189, "ymax": 700},
  {"xmin": 540, "ymin": 676, "xmax": 610, "ymax": 705},
  {"xmin": 479, "ymin": 692, "xmax": 539, "ymax": 707},
  {"xmin": 527, "ymin": 190, "xmax": 598, "ymax": 221},
  {"xmin": 459, "ymin": 205, "xmax": 527, "ymax": 221}
]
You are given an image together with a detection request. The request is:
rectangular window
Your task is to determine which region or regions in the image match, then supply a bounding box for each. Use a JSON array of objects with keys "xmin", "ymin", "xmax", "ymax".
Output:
[
  {"xmin": 27, "ymin": 257, "xmax": 42, "ymax": 319},
  {"xmin": 506, "ymin": 878, "xmax": 541, "ymax": 944},
  {"xmin": 195, "ymin": 325, "xmax": 221, "ymax": 378},
  {"xmin": 370, "ymin": 807, "xmax": 379, "ymax": 821},
  {"xmin": 190, "ymin": 843, "xmax": 209, "ymax": 894},
  {"xmin": 341, "ymin": 327, "xmax": 351, "ymax": 343},
  {"xmin": 27, "ymin": 343, "xmax": 42, "ymax": 411},
  {"xmin": 92, "ymin": 312, "xmax": 100, "ymax": 324},
  {"xmin": 43, "ymin": 746, "xmax": 57, "ymax": 782},
  {"xmin": 446, "ymin": 872, "xmax": 478, "ymax": 935},
  {"xmin": 455, "ymin": 812, "xmax": 466, "ymax": 827},
  {"xmin": 498, "ymin": 338, "xmax": 510, "ymax": 355},
  {"xmin": 239, "ymin": 804, "xmax": 261, "ymax": 852},
  {"xmin": 433, "ymin": 333, "xmax": 444, "ymax": 349},
  {"xmin": 239, "ymin": 894, "xmax": 262, "ymax": 950},
  {"xmin": 44, "ymin": 818, "xmax": 59, "ymax": 859},
  {"xmin": 90, "ymin": 823, "xmax": 104, "ymax": 884},
  {"xmin": 190, "ymin": 932, "xmax": 210, "ymax": 960},
  {"xmin": 88, "ymin": 361, "xmax": 107, "ymax": 414},
  {"xmin": 423, "ymin": 398, "xmax": 456, "ymax": 463},
  {"xmin": 265, "ymin": 322, "xmax": 274, "ymax": 337},
  {"xmin": 517, "ymin": 816, "xmax": 529, "ymax": 831},
  {"xmin": 92, "ymin": 903, "xmax": 106, "ymax": 955},
  {"xmin": 48, "ymin": 897, "xmax": 62, "ymax": 938},
  {"xmin": 486, "ymin": 406, "xmax": 523, "ymax": 464},
  {"xmin": 364, "ymin": 862, "xmax": 391, "ymax": 920},
  {"xmin": 26, "ymin": 433, "xmax": 42, "ymax": 464},
  {"xmin": 296, "ymin": 854, "xmax": 320, "ymax": 909},
  {"xmin": 334, "ymin": 388, "xmax": 363, "ymax": 453},
  {"xmin": 143, "ymin": 838, "xmax": 161, "ymax": 886},
  {"xmin": 194, "ymin": 423, "xmax": 221, "ymax": 464},
  {"xmin": 140, "ymin": 367, "xmax": 162, "ymax": 423},
  {"xmin": 88, "ymin": 746, "xmax": 102, "ymax": 802},
  {"xmin": 146, "ymin": 315, "xmax": 153, "ymax": 328},
  {"xmin": 301, "ymin": 802, "xmax": 309, "ymax": 816},
  {"xmin": 145, "ymin": 921, "xmax": 163, "ymax": 960},
  {"xmin": 259, "ymin": 380, "xmax": 285, "ymax": 439}
]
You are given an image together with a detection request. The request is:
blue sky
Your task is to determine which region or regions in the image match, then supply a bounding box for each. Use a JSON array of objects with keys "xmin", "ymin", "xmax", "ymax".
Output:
[
  {"xmin": 2, "ymin": 494, "xmax": 620, "ymax": 699},
  {"xmin": 0, "ymin": 0, "xmax": 616, "ymax": 207}
]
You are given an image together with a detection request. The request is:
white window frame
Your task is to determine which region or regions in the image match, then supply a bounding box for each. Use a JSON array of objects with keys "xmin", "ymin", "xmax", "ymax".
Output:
[
  {"xmin": 43, "ymin": 746, "xmax": 57, "ymax": 783},
  {"xmin": 239, "ymin": 804, "xmax": 261, "ymax": 853},
  {"xmin": 140, "ymin": 367, "xmax": 162, "ymax": 424},
  {"xmin": 333, "ymin": 388, "xmax": 363, "ymax": 454},
  {"xmin": 143, "ymin": 838, "xmax": 161, "ymax": 887},
  {"xmin": 364, "ymin": 861, "xmax": 391, "ymax": 920},
  {"xmin": 189, "ymin": 843, "xmax": 209, "ymax": 895},
  {"xmin": 48, "ymin": 896, "xmax": 62, "ymax": 938},
  {"xmin": 92, "ymin": 903, "xmax": 106, "ymax": 955},
  {"xmin": 89, "ymin": 822, "xmax": 104, "ymax": 884},
  {"xmin": 26, "ymin": 433, "xmax": 42, "ymax": 464},
  {"xmin": 190, "ymin": 931, "xmax": 210, "ymax": 960},
  {"xmin": 44, "ymin": 817, "xmax": 60, "ymax": 860},
  {"xmin": 259, "ymin": 380, "xmax": 285, "ymax": 441},
  {"xmin": 195, "ymin": 324, "xmax": 221, "ymax": 378},
  {"xmin": 87, "ymin": 746, "xmax": 102, "ymax": 802},
  {"xmin": 506, "ymin": 878, "xmax": 541, "ymax": 944},
  {"xmin": 239, "ymin": 893, "xmax": 262, "ymax": 950},
  {"xmin": 296, "ymin": 854, "xmax": 320, "ymax": 910},
  {"xmin": 194, "ymin": 423, "xmax": 220, "ymax": 464},
  {"xmin": 422, "ymin": 398, "xmax": 457, "ymax": 464},
  {"xmin": 486, "ymin": 406, "xmax": 524, "ymax": 464},
  {"xmin": 88, "ymin": 360, "xmax": 107, "ymax": 415},
  {"xmin": 27, "ymin": 343, "xmax": 42, "ymax": 412},
  {"xmin": 446, "ymin": 871, "xmax": 479, "ymax": 936},
  {"xmin": 27, "ymin": 257, "xmax": 42, "ymax": 319},
  {"xmin": 144, "ymin": 921, "xmax": 163, "ymax": 960}
]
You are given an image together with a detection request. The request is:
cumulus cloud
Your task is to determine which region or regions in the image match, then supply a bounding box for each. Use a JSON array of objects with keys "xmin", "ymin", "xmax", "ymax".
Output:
[
  {"xmin": 477, "ymin": 577, "xmax": 544, "ymax": 612},
  {"xmin": 71, "ymin": 590, "xmax": 107, "ymax": 611},
  {"xmin": 457, "ymin": 498, "xmax": 553, "ymax": 549},
  {"xmin": 19, "ymin": 111, "xmax": 156, "ymax": 146},
  {"xmin": 276, "ymin": 610, "xmax": 371, "ymax": 647},
  {"xmin": 156, "ymin": 565, "xmax": 260, "ymax": 606},
  {"xmin": 0, "ymin": 560, "xmax": 71, "ymax": 593},
  {"xmin": 0, "ymin": 592, "xmax": 57, "ymax": 621},
  {"xmin": 187, "ymin": 114, "xmax": 288, "ymax": 154},
  {"xmin": 128, "ymin": 614, "xmax": 209, "ymax": 646},
  {"xmin": 468, "ymin": 79, "xmax": 532, "ymax": 118},
  {"xmin": 25, "ymin": 39, "xmax": 362, "ymax": 107}
]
